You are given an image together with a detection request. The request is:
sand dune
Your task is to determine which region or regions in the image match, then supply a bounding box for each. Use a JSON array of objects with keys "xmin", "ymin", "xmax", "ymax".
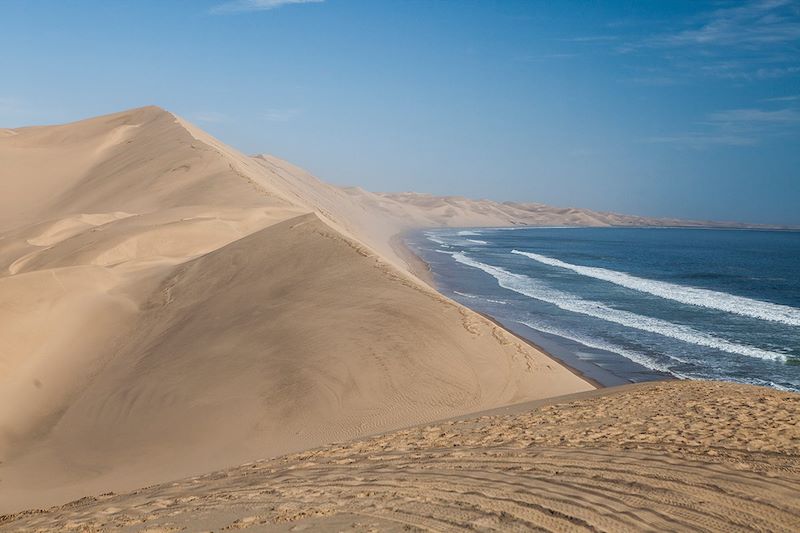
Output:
[
  {"xmin": 1, "ymin": 107, "xmax": 797, "ymax": 528},
  {"xmin": 3, "ymin": 381, "xmax": 798, "ymax": 532},
  {"xmin": 0, "ymin": 107, "xmax": 591, "ymax": 513},
  {"xmin": 354, "ymin": 193, "xmax": 786, "ymax": 230}
]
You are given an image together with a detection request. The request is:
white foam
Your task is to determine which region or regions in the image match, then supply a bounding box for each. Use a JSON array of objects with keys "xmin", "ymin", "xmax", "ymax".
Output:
[
  {"xmin": 491, "ymin": 226, "xmax": 570, "ymax": 230},
  {"xmin": 453, "ymin": 290, "xmax": 479, "ymax": 299},
  {"xmin": 453, "ymin": 290, "xmax": 507, "ymax": 305},
  {"xmin": 512, "ymin": 250, "xmax": 800, "ymax": 327},
  {"xmin": 424, "ymin": 233, "xmax": 449, "ymax": 247},
  {"xmin": 467, "ymin": 239, "xmax": 488, "ymax": 245},
  {"xmin": 722, "ymin": 376, "xmax": 799, "ymax": 392},
  {"xmin": 445, "ymin": 251, "xmax": 788, "ymax": 362},
  {"xmin": 457, "ymin": 230, "xmax": 482, "ymax": 236},
  {"xmin": 518, "ymin": 318, "xmax": 676, "ymax": 374},
  {"xmin": 522, "ymin": 319, "xmax": 799, "ymax": 391}
]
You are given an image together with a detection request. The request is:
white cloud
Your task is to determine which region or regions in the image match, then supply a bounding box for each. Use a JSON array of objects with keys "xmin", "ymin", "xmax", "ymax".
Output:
[
  {"xmin": 617, "ymin": 1, "xmax": 800, "ymax": 82},
  {"xmin": 643, "ymin": 133, "xmax": 758, "ymax": 148},
  {"xmin": 626, "ymin": 75, "xmax": 682, "ymax": 86},
  {"xmin": 763, "ymin": 94, "xmax": 800, "ymax": 102},
  {"xmin": 560, "ymin": 35, "xmax": 620, "ymax": 43},
  {"xmin": 644, "ymin": 106, "xmax": 800, "ymax": 148},
  {"xmin": 212, "ymin": 0, "xmax": 324, "ymax": 14},
  {"xmin": 707, "ymin": 107, "xmax": 800, "ymax": 124},
  {"xmin": 650, "ymin": 0, "xmax": 800, "ymax": 48},
  {"xmin": 516, "ymin": 53, "xmax": 578, "ymax": 62}
]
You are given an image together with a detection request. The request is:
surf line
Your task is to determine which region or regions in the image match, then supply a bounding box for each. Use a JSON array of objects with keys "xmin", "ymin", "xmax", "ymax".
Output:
[
  {"xmin": 442, "ymin": 250, "xmax": 789, "ymax": 362},
  {"xmin": 511, "ymin": 250, "xmax": 800, "ymax": 327}
]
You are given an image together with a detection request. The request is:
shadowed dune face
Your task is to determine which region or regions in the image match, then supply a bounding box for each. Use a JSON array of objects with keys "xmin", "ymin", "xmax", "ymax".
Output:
[
  {"xmin": 1, "ymin": 215, "xmax": 577, "ymax": 499},
  {"xmin": 0, "ymin": 107, "xmax": 591, "ymax": 513},
  {"xmin": 3, "ymin": 381, "xmax": 798, "ymax": 532}
]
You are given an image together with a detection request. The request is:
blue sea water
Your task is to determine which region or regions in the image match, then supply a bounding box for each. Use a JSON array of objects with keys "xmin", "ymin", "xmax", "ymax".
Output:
[{"xmin": 407, "ymin": 227, "xmax": 800, "ymax": 391}]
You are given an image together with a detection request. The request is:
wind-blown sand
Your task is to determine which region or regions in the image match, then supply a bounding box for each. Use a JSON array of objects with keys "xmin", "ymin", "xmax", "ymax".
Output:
[{"xmin": 1, "ymin": 106, "xmax": 798, "ymax": 529}]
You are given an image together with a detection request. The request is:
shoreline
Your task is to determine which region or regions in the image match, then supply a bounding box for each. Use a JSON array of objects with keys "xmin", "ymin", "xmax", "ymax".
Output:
[
  {"xmin": 389, "ymin": 233, "xmax": 436, "ymax": 288},
  {"xmin": 392, "ymin": 230, "xmax": 622, "ymax": 389},
  {"xmin": 476, "ymin": 309, "xmax": 606, "ymax": 389}
]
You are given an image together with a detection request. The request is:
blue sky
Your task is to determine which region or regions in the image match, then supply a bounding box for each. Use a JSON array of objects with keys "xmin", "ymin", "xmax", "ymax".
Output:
[{"xmin": 1, "ymin": 0, "xmax": 798, "ymax": 224}]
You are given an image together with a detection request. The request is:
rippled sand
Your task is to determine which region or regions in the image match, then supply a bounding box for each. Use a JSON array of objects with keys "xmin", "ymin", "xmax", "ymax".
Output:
[{"xmin": 4, "ymin": 380, "xmax": 798, "ymax": 532}]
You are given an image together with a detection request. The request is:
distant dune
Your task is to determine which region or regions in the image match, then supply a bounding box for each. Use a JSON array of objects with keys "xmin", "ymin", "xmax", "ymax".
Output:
[
  {"xmin": 0, "ymin": 107, "xmax": 797, "ymax": 528},
  {"xmin": 368, "ymin": 193, "xmax": 791, "ymax": 229}
]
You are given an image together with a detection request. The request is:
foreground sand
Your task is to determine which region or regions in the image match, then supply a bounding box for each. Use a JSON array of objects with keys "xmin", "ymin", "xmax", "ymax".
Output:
[{"xmin": 3, "ymin": 380, "xmax": 798, "ymax": 532}]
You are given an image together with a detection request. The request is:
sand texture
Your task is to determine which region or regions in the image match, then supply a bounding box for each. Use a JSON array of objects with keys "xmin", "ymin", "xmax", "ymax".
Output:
[
  {"xmin": 2, "ymin": 381, "xmax": 798, "ymax": 532},
  {"xmin": 0, "ymin": 107, "xmax": 591, "ymax": 513},
  {"xmin": 1, "ymin": 107, "xmax": 798, "ymax": 530}
]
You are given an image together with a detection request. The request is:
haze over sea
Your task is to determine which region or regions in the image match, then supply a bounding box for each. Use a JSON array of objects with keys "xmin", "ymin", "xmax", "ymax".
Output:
[{"xmin": 410, "ymin": 227, "xmax": 800, "ymax": 392}]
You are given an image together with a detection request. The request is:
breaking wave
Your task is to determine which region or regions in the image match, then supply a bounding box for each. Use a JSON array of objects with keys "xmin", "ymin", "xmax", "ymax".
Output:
[
  {"xmin": 444, "ymin": 250, "xmax": 789, "ymax": 362},
  {"xmin": 511, "ymin": 250, "xmax": 800, "ymax": 327}
]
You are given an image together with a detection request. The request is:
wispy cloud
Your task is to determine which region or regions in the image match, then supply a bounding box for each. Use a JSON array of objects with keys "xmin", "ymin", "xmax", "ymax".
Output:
[
  {"xmin": 574, "ymin": 0, "xmax": 799, "ymax": 91},
  {"xmin": 645, "ymin": 105, "xmax": 800, "ymax": 148},
  {"xmin": 619, "ymin": 0, "xmax": 800, "ymax": 81},
  {"xmin": 626, "ymin": 75, "xmax": 683, "ymax": 86},
  {"xmin": 763, "ymin": 94, "xmax": 800, "ymax": 102},
  {"xmin": 643, "ymin": 133, "xmax": 758, "ymax": 147},
  {"xmin": 516, "ymin": 52, "xmax": 578, "ymax": 62},
  {"xmin": 211, "ymin": 0, "xmax": 324, "ymax": 14},
  {"xmin": 647, "ymin": 0, "xmax": 800, "ymax": 48},
  {"xmin": 706, "ymin": 107, "xmax": 800, "ymax": 124},
  {"xmin": 559, "ymin": 35, "xmax": 620, "ymax": 43},
  {"xmin": 263, "ymin": 108, "xmax": 301, "ymax": 122}
]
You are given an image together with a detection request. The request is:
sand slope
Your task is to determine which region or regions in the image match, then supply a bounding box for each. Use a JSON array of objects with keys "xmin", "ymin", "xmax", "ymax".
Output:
[
  {"xmin": 3, "ymin": 381, "xmax": 798, "ymax": 532},
  {"xmin": 0, "ymin": 107, "xmax": 591, "ymax": 512},
  {"xmin": 3, "ymin": 107, "xmax": 796, "ymax": 528}
]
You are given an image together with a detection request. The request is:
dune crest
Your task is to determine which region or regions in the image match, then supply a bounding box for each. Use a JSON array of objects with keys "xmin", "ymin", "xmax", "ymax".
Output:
[{"xmin": 0, "ymin": 107, "xmax": 592, "ymax": 512}]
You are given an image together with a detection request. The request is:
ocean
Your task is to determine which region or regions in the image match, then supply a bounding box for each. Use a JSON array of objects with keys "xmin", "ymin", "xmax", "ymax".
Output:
[{"xmin": 407, "ymin": 227, "xmax": 800, "ymax": 391}]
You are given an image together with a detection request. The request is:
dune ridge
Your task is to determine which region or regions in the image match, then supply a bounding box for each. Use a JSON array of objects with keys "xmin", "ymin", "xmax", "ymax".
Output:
[{"xmin": 0, "ymin": 106, "xmax": 591, "ymax": 513}]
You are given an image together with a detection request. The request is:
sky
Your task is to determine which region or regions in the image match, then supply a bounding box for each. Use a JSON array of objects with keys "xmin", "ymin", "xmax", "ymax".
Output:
[{"xmin": 1, "ymin": 0, "xmax": 799, "ymax": 225}]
